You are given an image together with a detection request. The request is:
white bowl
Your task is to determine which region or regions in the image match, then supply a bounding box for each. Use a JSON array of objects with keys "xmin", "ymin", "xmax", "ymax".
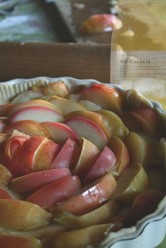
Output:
[{"xmin": 0, "ymin": 77, "xmax": 165, "ymax": 248}]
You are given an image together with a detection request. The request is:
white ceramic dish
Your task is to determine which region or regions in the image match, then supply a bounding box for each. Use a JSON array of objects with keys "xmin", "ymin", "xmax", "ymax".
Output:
[{"xmin": 0, "ymin": 77, "xmax": 165, "ymax": 248}]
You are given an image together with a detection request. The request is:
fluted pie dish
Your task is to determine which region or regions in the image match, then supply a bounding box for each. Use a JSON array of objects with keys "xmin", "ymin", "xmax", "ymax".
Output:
[{"xmin": 0, "ymin": 77, "xmax": 165, "ymax": 248}]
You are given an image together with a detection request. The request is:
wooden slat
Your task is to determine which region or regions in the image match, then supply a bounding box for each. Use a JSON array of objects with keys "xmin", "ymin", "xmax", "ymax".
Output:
[{"xmin": 0, "ymin": 42, "xmax": 111, "ymax": 83}]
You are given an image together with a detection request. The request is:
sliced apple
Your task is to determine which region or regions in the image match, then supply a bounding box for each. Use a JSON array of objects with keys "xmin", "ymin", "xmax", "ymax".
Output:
[
  {"xmin": 65, "ymin": 116, "xmax": 108, "ymax": 149},
  {"xmin": 11, "ymin": 90, "xmax": 43, "ymax": 104},
  {"xmin": 40, "ymin": 121, "xmax": 79, "ymax": 143},
  {"xmin": 38, "ymin": 81, "xmax": 69, "ymax": 97},
  {"xmin": 0, "ymin": 133, "xmax": 9, "ymax": 144},
  {"xmin": 4, "ymin": 135, "xmax": 29, "ymax": 160},
  {"xmin": 66, "ymin": 110, "xmax": 111, "ymax": 140},
  {"xmin": 84, "ymin": 146, "xmax": 116, "ymax": 183},
  {"xmin": 0, "ymin": 164, "xmax": 13, "ymax": 186},
  {"xmin": 49, "ymin": 96, "xmax": 87, "ymax": 115},
  {"xmin": 109, "ymin": 136, "xmax": 130, "ymax": 174},
  {"xmin": 120, "ymin": 112, "xmax": 141, "ymax": 132},
  {"xmin": 32, "ymin": 138, "xmax": 60, "ymax": 171},
  {"xmin": 2, "ymin": 135, "xmax": 31, "ymax": 176},
  {"xmin": 9, "ymin": 99, "xmax": 60, "ymax": 116},
  {"xmin": 0, "ymin": 187, "xmax": 13, "ymax": 199},
  {"xmin": 26, "ymin": 175, "xmax": 81, "ymax": 209},
  {"xmin": 72, "ymin": 137, "xmax": 100, "ymax": 179},
  {"xmin": 124, "ymin": 190, "xmax": 164, "ymax": 227},
  {"xmin": 128, "ymin": 107, "xmax": 163, "ymax": 137},
  {"xmin": 96, "ymin": 109, "xmax": 129, "ymax": 137},
  {"xmin": 147, "ymin": 168, "xmax": 165, "ymax": 192},
  {"xmin": 79, "ymin": 99, "xmax": 101, "ymax": 111},
  {"xmin": 147, "ymin": 137, "xmax": 166, "ymax": 168},
  {"xmin": 51, "ymin": 223, "xmax": 111, "ymax": 248},
  {"xmin": 55, "ymin": 200, "xmax": 119, "ymax": 228},
  {"xmin": 124, "ymin": 132, "xmax": 150, "ymax": 168},
  {"xmin": 112, "ymin": 163, "xmax": 149, "ymax": 204},
  {"xmin": 0, "ymin": 120, "xmax": 5, "ymax": 132},
  {"xmin": 10, "ymin": 168, "xmax": 71, "ymax": 192},
  {"xmin": 51, "ymin": 172, "xmax": 117, "ymax": 215},
  {"xmin": 77, "ymin": 83, "xmax": 122, "ymax": 112},
  {"xmin": 0, "ymin": 199, "xmax": 52, "ymax": 230},
  {"xmin": 0, "ymin": 224, "xmax": 65, "ymax": 240},
  {"xmin": 0, "ymin": 235, "xmax": 42, "ymax": 248},
  {"xmin": 50, "ymin": 138, "xmax": 79, "ymax": 169},
  {"xmin": 9, "ymin": 106, "xmax": 64, "ymax": 123},
  {"xmin": 9, "ymin": 135, "xmax": 47, "ymax": 174},
  {"xmin": 153, "ymin": 138, "xmax": 166, "ymax": 166},
  {"xmin": 1, "ymin": 156, "xmax": 26, "ymax": 178},
  {"xmin": 0, "ymin": 103, "xmax": 14, "ymax": 117},
  {"xmin": 0, "ymin": 186, "xmax": 20, "ymax": 200},
  {"xmin": 12, "ymin": 136, "xmax": 60, "ymax": 173},
  {"xmin": 4, "ymin": 120, "xmax": 49, "ymax": 136}
]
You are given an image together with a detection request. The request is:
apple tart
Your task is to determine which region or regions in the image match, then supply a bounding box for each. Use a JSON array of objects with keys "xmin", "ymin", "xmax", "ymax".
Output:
[{"xmin": 0, "ymin": 77, "xmax": 165, "ymax": 248}]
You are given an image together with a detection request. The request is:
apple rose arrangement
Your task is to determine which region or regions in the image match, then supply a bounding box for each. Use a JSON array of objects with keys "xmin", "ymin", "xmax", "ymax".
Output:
[{"xmin": 0, "ymin": 79, "xmax": 165, "ymax": 248}]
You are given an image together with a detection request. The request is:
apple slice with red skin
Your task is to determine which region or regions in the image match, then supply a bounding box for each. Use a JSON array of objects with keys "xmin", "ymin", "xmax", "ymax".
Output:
[
  {"xmin": 26, "ymin": 175, "xmax": 81, "ymax": 209},
  {"xmin": 1, "ymin": 156, "xmax": 25, "ymax": 177},
  {"xmin": 9, "ymin": 106, "xmax": 64, "ymax": 123},
  {"xmin": 9, "ymin": 135, "xmax": 47, "ymax": 174},
  {"xmin": 72, "ymin": 137, "xmax": 100, "ymax": 180},
  {"xmin": 2, "ymin": 135, "xmax": 30, "ymax": 176},
  {"xmin": 50, "ymin": 138, "xmax": 79, "ymax": 169},
  {"xmin": 8, "ymin": 99, "xmax": 60, "ymax": 116},
  {"xmin": 0, "ymin": 235, "xmax": 42, "ymax": 248},
  {"xmin": 65, "ymin": 110, "xmax": 111, "ymax": 140},
  {"xmin": 26, "ymin": 137, "xmax": 60, "ymax": 172},
  {"xmin": 65, "ymin": 116, "xmax": 108, "ymax": 149},
  {"xmin": 84, "ymin": 146, "xmax": 116, "ymax": 183},
  {"xmin": 109, "ymin": 136, "xmax": 130, "ymax": 174},
  {"xmin": 32, "ymin": 138, "xmax": 60, "ymax": 171},
  {"xmin": 51, "ymin": 172, "xmax": 117, "ymax": 215},
  {"xmin": 128, "ymin": 107, "xmax": 162, "ymax": 137},
  {"xmin": 0, "ymin": 187, "xmax": 13, "ymax": 199},
  {"xmin": 40, "ymin": 122, "xmax": 79, "ymax": 144},
  {"xmin": 12, "ymin": 136, "xmax": 60, "ymax": 174},
  {"xmin": 77, "ymin": 83, "xmax": 122, "ymax": 112},
  {"xmin": 4, "ymin": 120, "xmax": 49, "ymax": 137},
  {"xmin": 3, "ymin": 134, "xmax": 60, "ymax": 176},
  {"xmin": 1, "ymin": 155, "xmax": 27, "ymax": 177},
  {"xmin": 4, "ymin": 135, "xmax": 29, "ymax": 159},
  {"xmin": 10, "ymin": 168, "xmax": 71, "ymax": 193}
]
